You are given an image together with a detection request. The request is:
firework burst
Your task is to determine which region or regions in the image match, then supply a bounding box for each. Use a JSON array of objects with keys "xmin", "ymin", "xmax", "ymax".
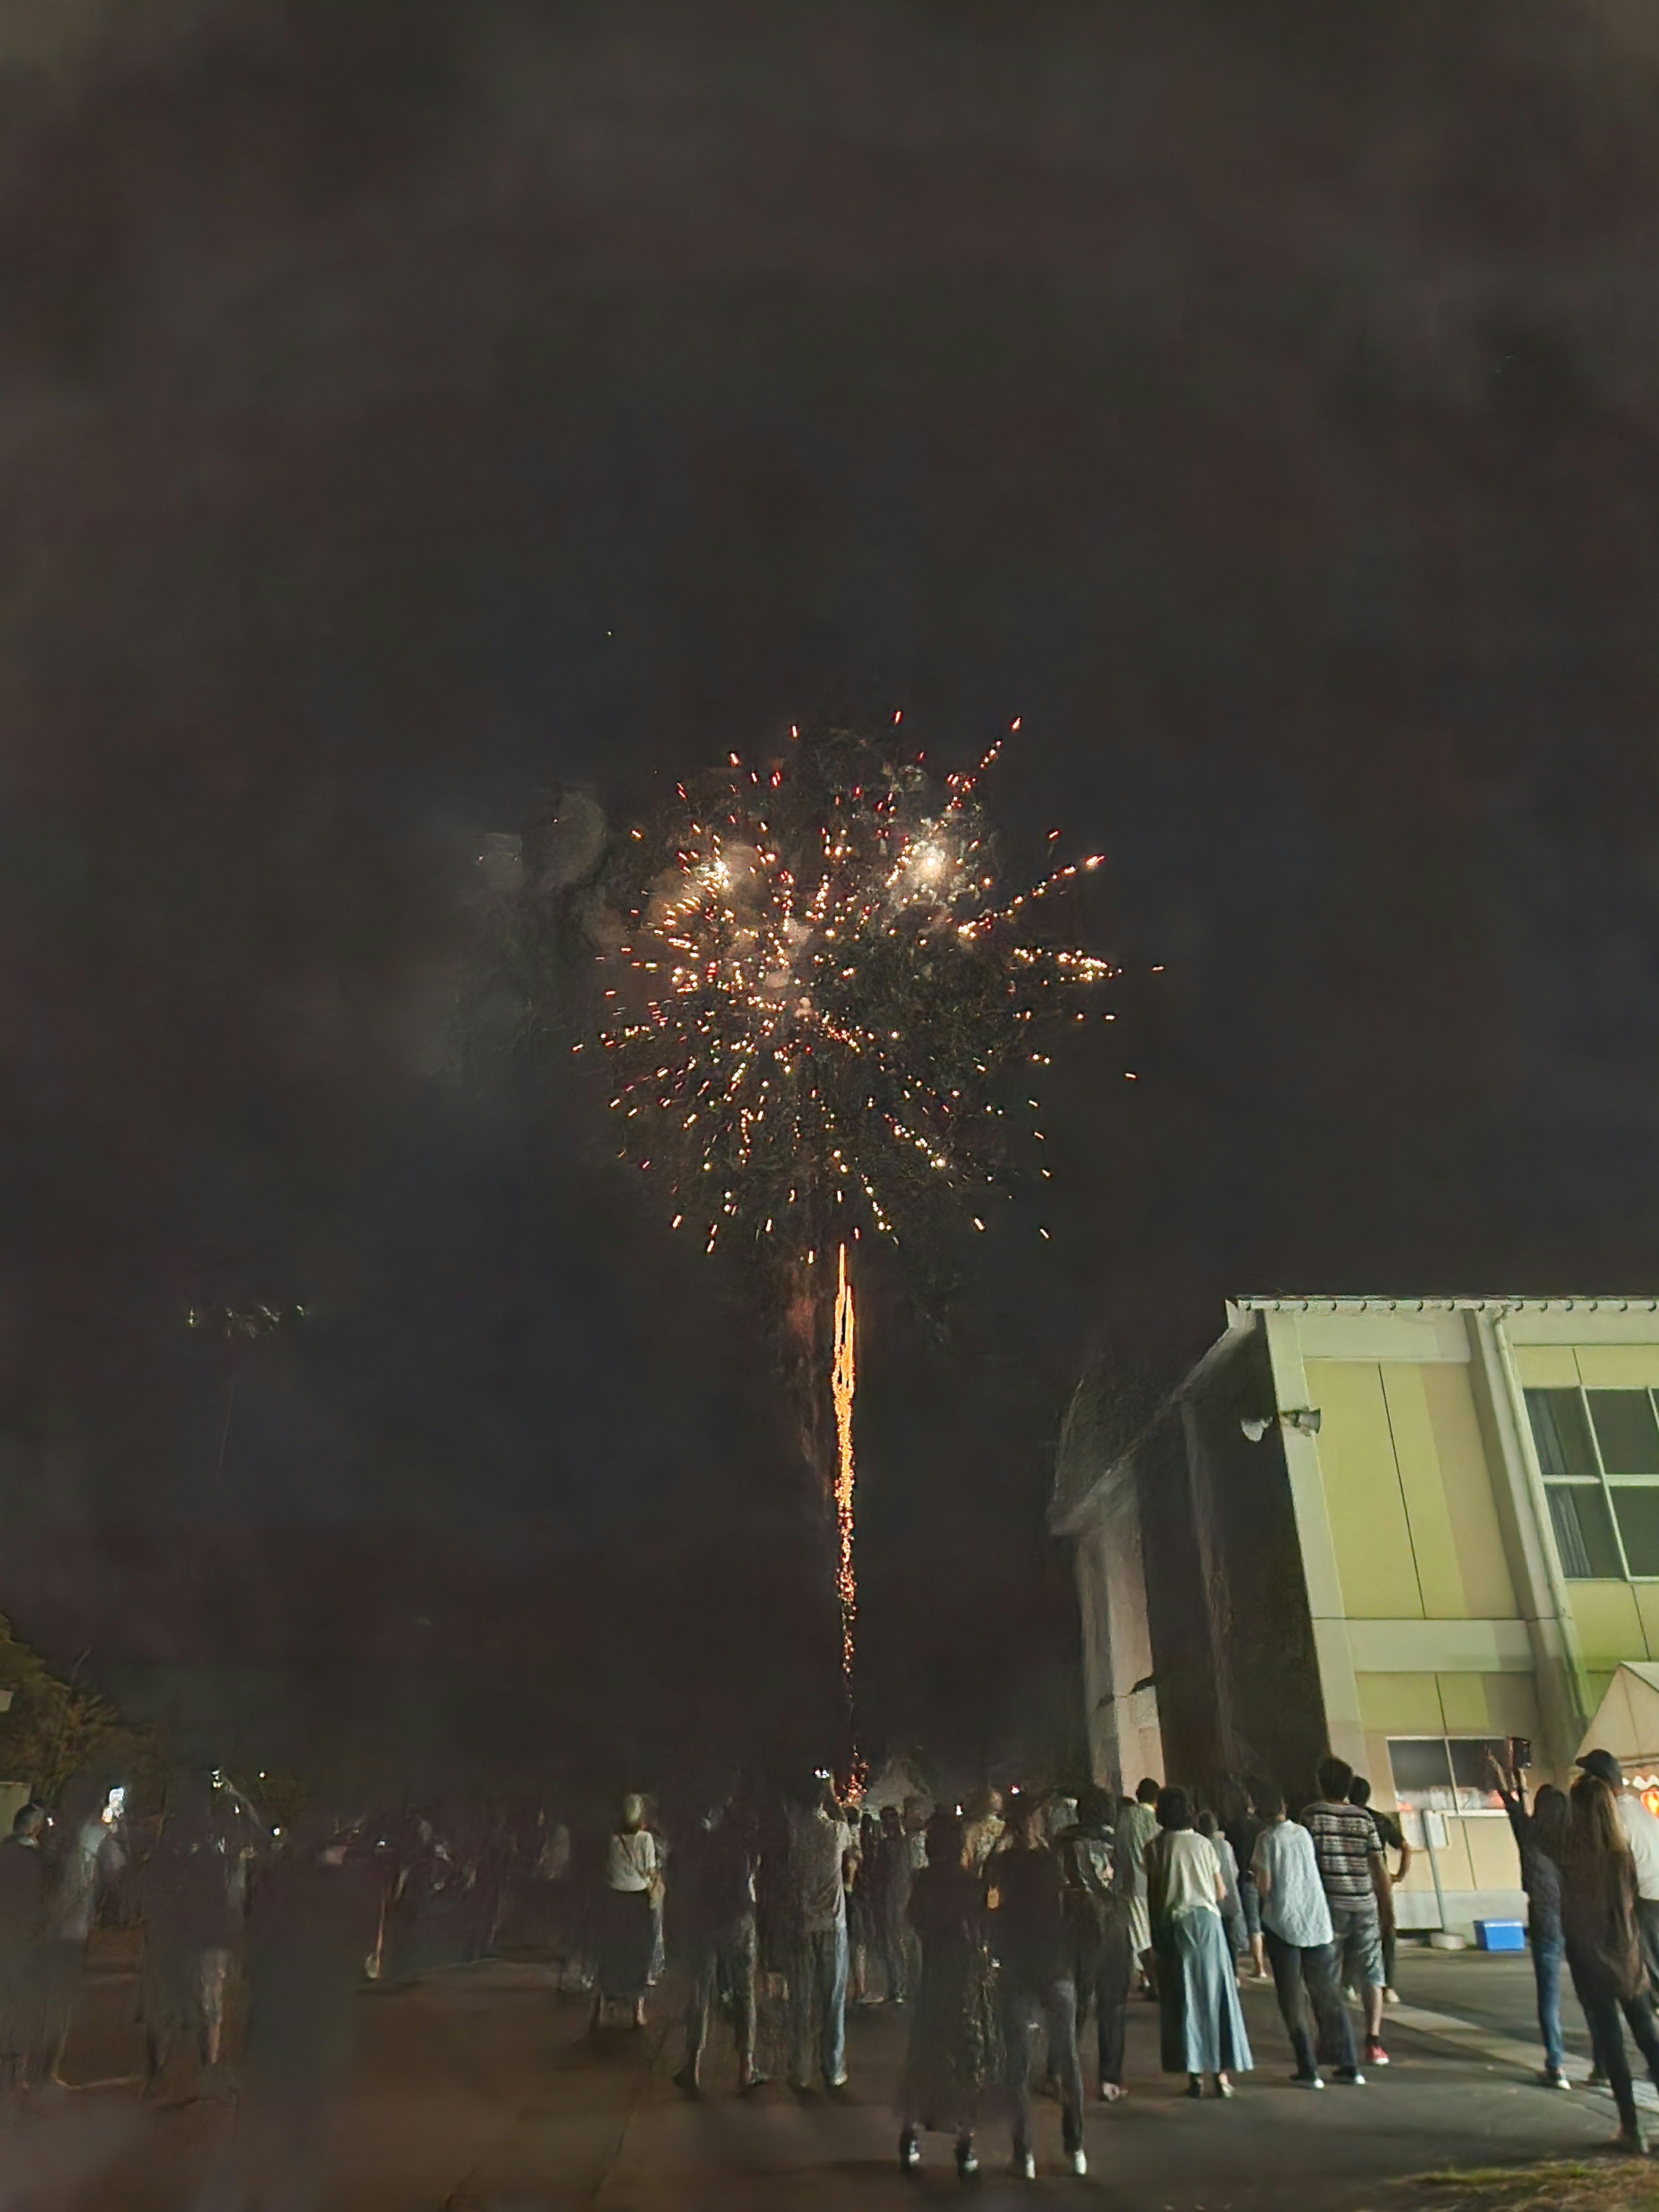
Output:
[
  {"xmin": 595, "ymin": 725, "xmax": 1112, "ymax": 1261},
  {"xmin": 585, "ymin": 721, "xmax": 1112, "ymax": 1732}
]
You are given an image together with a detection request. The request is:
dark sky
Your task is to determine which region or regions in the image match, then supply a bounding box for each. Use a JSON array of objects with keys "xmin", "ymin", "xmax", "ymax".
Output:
[{"xmin": 5, "ymin": 0, "xmax": 1659, "ymax": 1800}]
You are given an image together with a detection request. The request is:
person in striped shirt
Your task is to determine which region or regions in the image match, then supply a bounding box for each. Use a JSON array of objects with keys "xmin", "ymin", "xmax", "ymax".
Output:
[{"xmin": 1300, "ymin": 1755, "xmax": 1389, "ymax": 2071}]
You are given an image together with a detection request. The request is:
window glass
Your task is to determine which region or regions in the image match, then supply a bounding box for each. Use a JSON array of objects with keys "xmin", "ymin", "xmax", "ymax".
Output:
[
  {"xmin": 1547, "ymin": 1483, "xmax": 1624, "ymax": 1578},
  {"xmin": 1386, "ymin": 1738, "xmax": 1452, "ymax": 1804},
  {"xmin": 1387, "ymin": 1738, "xmax": 1505, "ymax": 1813},
  {"xmin": 1614, "ymin": 1487, "xmax": 1659, "ymax": 1577},
  {"xmin": 1526, "ymin": 1388, "xmax": 1600, "ymax": 1481},
  {"xmin": 1588, "ymin": 1390, "xmax": 1659, "ymax": 1476},
  {"xmin": 1448, "ymin": 1738, "xmax": 1508, "ymax": 1809}
]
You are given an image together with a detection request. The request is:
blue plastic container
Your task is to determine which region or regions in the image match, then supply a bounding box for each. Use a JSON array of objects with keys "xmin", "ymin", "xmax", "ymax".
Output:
[{"xmin": 1474, "ymin": 1919, "xmax": 1527, "ymax": 1952}]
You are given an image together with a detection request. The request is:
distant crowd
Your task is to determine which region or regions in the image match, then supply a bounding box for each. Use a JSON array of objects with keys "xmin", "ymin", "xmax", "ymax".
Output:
[{"xmin": 0, "ymin": 1737, "xmax": 1655, "ymax": 2189}]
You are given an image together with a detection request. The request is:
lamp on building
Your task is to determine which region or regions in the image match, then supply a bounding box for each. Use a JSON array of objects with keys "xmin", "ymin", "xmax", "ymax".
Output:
[{"xmin": 1239, "ymin": 1407, "xmax": 1322, "ymax": 1441}]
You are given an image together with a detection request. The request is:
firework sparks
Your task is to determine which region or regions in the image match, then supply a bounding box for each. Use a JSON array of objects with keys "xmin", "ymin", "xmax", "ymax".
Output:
[
  {"xmin": 590, "ymin": 724, "xmax": 1112, "ymax": 1726},
  {"xmin": 833, "ymin": 1243, "xmax": 856, "ymax": 1685},
  {"xmin": 597, "ymin": 725, "xmax": 1113, "ymax": 1260}
]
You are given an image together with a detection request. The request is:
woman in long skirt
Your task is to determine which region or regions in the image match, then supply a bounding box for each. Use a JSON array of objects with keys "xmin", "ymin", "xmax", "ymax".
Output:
[
  {"xmin": 593, "ymin": 1795, "xmax": 660, "ymax": 2031},
  {"xmin": 898, "ymin": 1811, "xmax": 996, "ymax": 2179},
  {"xmin": 1145, "ymin": 1787, "xmax": 1252, "ymax": 2099}
]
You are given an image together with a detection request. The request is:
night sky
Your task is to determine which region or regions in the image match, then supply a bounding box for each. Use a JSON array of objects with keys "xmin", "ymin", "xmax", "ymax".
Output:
[{"xmin": 5, "ymin": 0, "xmax": 1659, "ymax": 1802}]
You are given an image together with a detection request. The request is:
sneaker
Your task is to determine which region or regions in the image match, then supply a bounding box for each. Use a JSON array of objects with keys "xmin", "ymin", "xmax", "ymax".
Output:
[
  {"xmin": 1066, "ymin": 2147, "xmax": 1088, "ymax": 2177},
  {"xmin": 1332, "ymin": 2066, "xmax": 1367, "ymax": 2086},
  {"xmin": 1012, "ymin": 2149, "xmax": 1036, "ymax": 2181},
  {"xmin": 1616, "ymin": 2122, "xmax": 1648, "ymax": 2155},
  {"xmin": 1290, "ymin": 2071, "xmax": 1325, "ymax": 2089},
  {"xmin": 899, "ymin": 2131, "xmax": 922, "ymax": 2173},
  {"xmin": 1384, "ymin": 1986, "xmax": 1402, "ymax": 2006},
  {"xmin": 1364, "ymin": 2038, "xmax": 1390, "ymax": 2068},
  {"xmin": 1541, "ymin": 2068, "xmax": 1572, "ymax": 2090}
]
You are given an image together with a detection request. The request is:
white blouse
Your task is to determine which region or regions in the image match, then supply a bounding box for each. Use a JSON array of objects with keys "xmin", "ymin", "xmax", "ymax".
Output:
[
  {"xmin": 607, "ymin": 1827, "xmax": 658, "ymax": 1893},
  {"xmin": 1147, "ymin": 1828, "xmax": 1221, "ymax": 1917}
]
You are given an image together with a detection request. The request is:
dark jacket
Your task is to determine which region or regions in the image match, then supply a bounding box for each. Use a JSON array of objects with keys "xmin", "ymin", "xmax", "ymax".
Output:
[
  {"xmin": 987, "ymin": 1846, "xmax": 1070, "ymax": 1988},
  {"xmin": 1561, "ymin": 1843, "xmax": 1644, "ymax": 2001}
]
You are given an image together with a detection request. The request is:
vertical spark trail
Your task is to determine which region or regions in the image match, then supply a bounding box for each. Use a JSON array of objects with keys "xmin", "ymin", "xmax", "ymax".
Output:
[{"xmin": 833, "ymin": 1243, "xmax": 857, "ymax": 1688}]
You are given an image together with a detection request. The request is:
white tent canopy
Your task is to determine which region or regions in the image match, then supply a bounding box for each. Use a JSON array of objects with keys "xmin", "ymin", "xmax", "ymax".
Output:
[{"xmin": 1579, "ymin": 1662, "xmax": 1659, "ymax": 1773}]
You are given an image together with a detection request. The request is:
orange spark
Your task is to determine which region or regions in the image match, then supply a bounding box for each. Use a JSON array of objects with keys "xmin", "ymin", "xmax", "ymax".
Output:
[{"xmin": 833, "ymin": 1242, "xmax": 857, "ymax": 1685}]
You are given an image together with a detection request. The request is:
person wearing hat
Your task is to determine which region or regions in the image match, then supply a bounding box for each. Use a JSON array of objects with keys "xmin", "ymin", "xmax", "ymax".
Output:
[{"xmin": 1578, "ymin": 1750, "xmax": 1659, "ymax": 1994}]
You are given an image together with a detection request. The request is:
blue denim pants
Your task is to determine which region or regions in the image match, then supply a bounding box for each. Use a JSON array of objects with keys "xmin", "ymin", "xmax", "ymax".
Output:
[{"xmin": 1532, "ymin": 1932, "xmax": 1565, "ymax": 2075}]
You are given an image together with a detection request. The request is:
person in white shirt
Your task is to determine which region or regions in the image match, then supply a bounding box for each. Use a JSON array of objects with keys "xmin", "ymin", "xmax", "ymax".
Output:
[
  {"xmin": 594, "ymin": 1793, "xmax": 660, "ymax": 2031},
  {"xmin": 1579, "ymin": 1750, "xmax": 1659, "ymax": 1992},
  {"xmin": 1144, "ymin": 1787, "xmax": 1252, "ymax": 2100},
  {"xmin": 1113, "ymin": 1779, "xmax": 1162, "ymax": 1983},
  {"xmin": 783, "ymin": 1774, "xmax": 858, "ymax": 2091},
  {"xmin": 1250, "ymin": 1787, "xmax": 1362, "ymax": 2087}
]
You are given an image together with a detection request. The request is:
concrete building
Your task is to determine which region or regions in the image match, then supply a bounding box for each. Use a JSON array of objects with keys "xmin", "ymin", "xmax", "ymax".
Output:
[{"xmin": 1051, "ymin": 1296, "xmax": 1659, "ymax": 1936}]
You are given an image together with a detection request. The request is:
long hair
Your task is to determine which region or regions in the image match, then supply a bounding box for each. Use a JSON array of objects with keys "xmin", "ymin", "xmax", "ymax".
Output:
[
  {"xmin": 1569, "ymin": 1772, "xmax": 1628, "ymax": 1859},
  {"xmin": 1531, "ymin": 1783, "xmax": 1570, "ymax": 1860}
]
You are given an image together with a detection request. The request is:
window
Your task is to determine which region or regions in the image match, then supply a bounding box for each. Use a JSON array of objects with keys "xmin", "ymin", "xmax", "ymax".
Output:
[
  {"xmin": 1386, "ymin": 1736, "xmax": 1507, "ymax": 1815},
  {"xmin": 1526, "ymin": 1385, "xmax": 1659, "ymax": 1581}
]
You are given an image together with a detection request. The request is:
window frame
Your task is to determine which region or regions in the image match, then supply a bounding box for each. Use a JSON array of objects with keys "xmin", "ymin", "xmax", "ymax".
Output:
[
  {"xmin": 1385, "ymin": 1735, "xmax": 1508, "ymax": 1816},
  {"xmin": 1528, "ymin": 1383, "xmax": 1659, "ymax": 1583}
]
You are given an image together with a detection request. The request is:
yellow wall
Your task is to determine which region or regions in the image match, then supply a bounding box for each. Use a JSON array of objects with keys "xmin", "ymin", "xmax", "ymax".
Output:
[
  {"xmin": 1570, "ymin": 1581, "xmax": 1649, "ymax": 1669},
  {"xmin": 1306, "ymin": 1359, "xmax": 1517, "ymax": 1621},
  {"xmin": 1355, "ymin": 1671, "xmax": 1541, "ymax": 1748},
  {"xmin": 1512, "ymin": 1344, "xmax": 1659, "ymax": 1390},
  {"xmin": 1306, "ymin": 1362, "xmax": 1421, "ymax": 1616}
]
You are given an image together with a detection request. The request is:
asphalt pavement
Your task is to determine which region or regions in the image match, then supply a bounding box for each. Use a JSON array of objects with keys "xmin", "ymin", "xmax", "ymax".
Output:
[{"xmin": 0, "ymin": 1938, "xmax": 1641, "ymax": 2212}]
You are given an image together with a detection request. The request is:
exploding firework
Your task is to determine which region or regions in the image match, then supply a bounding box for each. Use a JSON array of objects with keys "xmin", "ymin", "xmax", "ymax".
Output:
[
  {"xmin": 586, "ymin": 722, "xmax": 1113, "ymax": 1724},
  {"xmin": 594, "ymin": 724, "xmax": 1112, "ymax": 1262}
]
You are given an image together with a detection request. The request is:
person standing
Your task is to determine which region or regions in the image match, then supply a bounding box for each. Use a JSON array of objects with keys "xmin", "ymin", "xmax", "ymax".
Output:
[
  {"xmin": 783, "ymin": 1774, "xmax": 857, "ymax": 2093},
  {"xmin": 38, "ymin": 1777, "xmax": 126, "ymax": 2086},
  {"xmin": 866, "ymin": 1805, "xmax": 912, "ymax": 2005},
  {"xmin": 898, "ymin": 1809, "xmax": 994, "ymax": 2179},
  {"xmin": 1577, "ymin": 1750, "xmax": 1659, "ymax": 1993},
  {"xmin": 1301, "ymin": 1755, "xmax": 1389, "ymax": 2070},
  {"xmin": 987, "ymin": 1795, "xmax": 1087, "ymax": 2179},
  {"xmin": 207, "ymin": 1812, "xmax": 383, "ymax": 2212},
  {"xmin": 1250, "ymin": 1786, "xmax": 1361, "ymax": 2088},
  {"xmin": 1145, "ymin": 1787, "xmax": 1252, "ymax": 2100},
  {"xmin": 1348, "ymin": 1776, "xmax": 1413, "ymax": 2005},
  {"xmin": 1488, "ymin": 1761, "xmax": 1570, "ymax": 2088},
  {"xmin": 1223, "ymin": 1781, "xmax": 1268, "ymax": 1983},
  {"xmin": 593, "ymin": 1794, "xmax": 660, "ymax": 2031},
  {"xmin": 138, "ymin": 1805, "xmax": 243, "ymax": 2098},
  {"xmin": 1195, "ymin": 1811, "xmax": 1247, "ymax": 1970},
  {"xmin": 0, "ymin": 1805, "xmax": 47, "ymax": 2092},
  {"xmin": 962, "ymin": 1788, "xmax": 1006, "ymax": 1875},
  {"xmin": 848, "ymin": 1812, "xmax": 878, "ymax": 2004},
  {"xmin": 1054, "ymin": 1786, "xmax": 1136, "ymax": 2102},
  {"xmin": 1560, "ymin": 1770, "xmax": 1659, "ymax": 2152},
  {"xmin": 1113, "ymin": 1779, "xmax": 1161, "ymax": 1990},
  {"xmin": 671, "ymin": 1802, "xmax": 763, "ymax": 2096}
]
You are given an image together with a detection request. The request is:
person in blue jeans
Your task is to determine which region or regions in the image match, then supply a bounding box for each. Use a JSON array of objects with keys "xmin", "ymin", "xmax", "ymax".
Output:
[{"xmin": 1491, "ymin": 1752, "xmax": 1571, "ymax": 2087}]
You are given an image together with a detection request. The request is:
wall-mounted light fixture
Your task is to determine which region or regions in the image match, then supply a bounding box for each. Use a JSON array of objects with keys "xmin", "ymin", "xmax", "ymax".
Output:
[{"xmin": 1239, "ymin": 1407, "xmax": 1322, "ymax": 1441}]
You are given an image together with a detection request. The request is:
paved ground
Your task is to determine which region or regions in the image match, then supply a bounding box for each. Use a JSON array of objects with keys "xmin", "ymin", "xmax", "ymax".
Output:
[{"xmin": 0, "ymin": 1939, "xmax": 1643, "ymax": 2211}]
